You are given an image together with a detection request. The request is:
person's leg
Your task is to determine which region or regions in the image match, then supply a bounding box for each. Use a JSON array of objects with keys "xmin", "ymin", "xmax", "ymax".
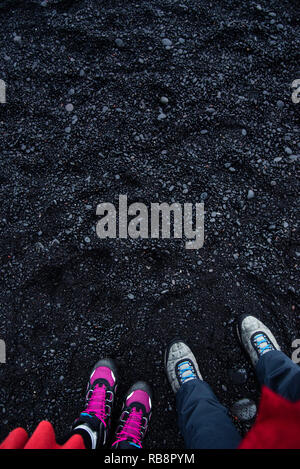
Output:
[
  {"xmin": 237, "ymin": 315, "xmax": 300, "ymax": 403},
  {"xmin": 176, "ymin": 379, "xmax": 241, "ymax": 449},
  {"xmin": 165, "ymin": 340, "xmax": 241, "ymax": 449},
  {"xmin": 71, "ymin": 358, "xmax": 119, "ymax": 448},
  {"xmin": 256, "ymin": 350, "xmax": 300, "ymax": 402}
]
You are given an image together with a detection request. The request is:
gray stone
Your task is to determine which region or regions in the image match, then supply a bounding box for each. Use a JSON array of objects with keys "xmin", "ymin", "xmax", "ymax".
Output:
[
  {"xmin": 285, "ymin": 147, "xmax": 292, "ymax": 155},
  {"xmin": 231, "ymin": 398, "xmax": 257, "ymax": 422},
  {"xmin": 65, "ymin": 103, "xmax": 74, "ymax": 112},
  {"xmin": 162, "ymin": 38, "xmax": 172, "ymax": 47},
  {"xmin": 115, "ymin": 38, "xmax": 125, "ymax": 48},
  {"xmin": 247, "ymin": 189, "xmax": 255, "ymax": 199}
]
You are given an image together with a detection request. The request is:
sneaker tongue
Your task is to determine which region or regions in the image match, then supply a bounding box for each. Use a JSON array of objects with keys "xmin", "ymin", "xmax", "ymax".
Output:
[
  {"xmin": 259, "ymin": 338, "xmax": 267, "ymax": 346},
  {"xmin": 178, "ymin": 362, "xmax": 194, "ymax": 382},
  {"xmin": 258, "ymin": 339, "xmax": 269, "ymax": 353},
  {"xmin": 254, "ymin": 334, "xmax": 272, "ymax": 355},
  {"xmin": 180, "ymin": 364, "xmax": 190, "ymax": 375}
]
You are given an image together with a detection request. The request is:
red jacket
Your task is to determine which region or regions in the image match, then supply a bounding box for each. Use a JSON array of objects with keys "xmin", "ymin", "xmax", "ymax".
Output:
[
  {"xmin": 1, "ymin": 386, "xmax": 300, "ymax": 449},
  {"xmin": 239, "ymin": 386, "xmax": 300, "ymax": 449}
]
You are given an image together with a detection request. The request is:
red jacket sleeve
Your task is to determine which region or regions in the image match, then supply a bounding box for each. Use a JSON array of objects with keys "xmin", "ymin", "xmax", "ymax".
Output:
[
  {"xmin": 240, "ymin": 386, "xmax": 300, "ymax": 449},
  {"xmin": 0, "ymin": 421, "xmax": 86, "ymax": 449}
]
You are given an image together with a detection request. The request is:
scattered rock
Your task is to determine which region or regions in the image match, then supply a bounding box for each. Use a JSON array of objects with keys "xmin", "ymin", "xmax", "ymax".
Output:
[
  {"xmin": 162, "ymin": 38, "xmax": 172, "ymax": 47},
  {"xmin": 285, "ymin": 147, "xmax": 292, "ymax": 155},
  {"xmin": 231, "ymin": 399, "xmax": 257, "ymax": 422},
  {"xmin": 276, "ymin": 100, "xmax": 284, "ymax": 109},
  {"xmin": 115, "ymin": 38, "xmax": 125, "ymax": 48},
  {"xmin": 247, "ymin": 189, "xmax": 255, "ymax": 200},
  {"xmin": 13, "ymin": 35, "xmax": 22, "ymax": 43},
  {"xmin": 160, "ymin": 96, "xmax": 169, "ymax": 104}
]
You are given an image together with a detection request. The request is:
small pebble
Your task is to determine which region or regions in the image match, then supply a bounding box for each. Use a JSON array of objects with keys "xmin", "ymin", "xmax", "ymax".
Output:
[
  {"xmin": 65, "ymin": 103, "xmax": 74, "ymax": 112},
  {"xmin": 276, "ymin": 100, "xmax": 284, "ymax": 109},
  {"xmin": 289, "ymin": 154, "xmax": 299, "ymax": 162},
  {"xmin": 115, "ymin": 38, "xmax": 124, "ymax": 48},
  {"xmin": 247, "ymin": 189, "xmax": 255, "ymax": 200},
  {"xmin": 162, "ymin": 38, "xmax": 172, "ymax": 47},
  {"xmin": 285, "ymin": 147, "xmax": 292, "ymax": 155}
]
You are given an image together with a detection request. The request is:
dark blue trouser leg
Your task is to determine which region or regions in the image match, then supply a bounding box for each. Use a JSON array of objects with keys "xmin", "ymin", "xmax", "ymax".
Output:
[
  {"xmin": 256, "ymin": 350, "xmax": 300, "ymax": 402},
  {"xmin": 176, "ymin": 379, "xmax": 241, "ymax": 449}
]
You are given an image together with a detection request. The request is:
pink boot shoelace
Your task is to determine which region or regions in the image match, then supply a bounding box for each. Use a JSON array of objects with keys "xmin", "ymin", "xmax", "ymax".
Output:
[
  {"xmin": 84, "ymin": 384, "xmax": 107, "ymax": 426},
  {"xmin": 112, "ymin": 408, "xmax": 143, "ymax": 448}
]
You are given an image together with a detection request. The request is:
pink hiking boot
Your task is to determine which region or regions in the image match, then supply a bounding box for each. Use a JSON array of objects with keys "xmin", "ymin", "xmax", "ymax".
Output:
[
  {"xmin": 73, "ymin": 358, "xmax": 118, "ymax": 448},
  {"xmin": 112, "ymin": 381, "xmax": 152, "ymax": 449}
]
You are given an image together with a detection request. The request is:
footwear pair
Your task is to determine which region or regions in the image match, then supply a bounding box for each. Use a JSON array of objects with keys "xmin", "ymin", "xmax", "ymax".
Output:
[
  {"xmin": 165, "ymin": 314, "xmax": 280, "ymax": 393},
  {"xmin": 73, "ymin": 360, "xmax": 152, "ymax": 449}
]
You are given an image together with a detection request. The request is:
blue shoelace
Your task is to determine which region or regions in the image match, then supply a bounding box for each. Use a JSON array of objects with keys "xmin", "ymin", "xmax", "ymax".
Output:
[
  {"xmin": 177, "ymin": 360, "xmax": 197, "ymax": 384},
  {"xmin": 253, "ymin": 333, "xmax": 273, "ymax": 355}
]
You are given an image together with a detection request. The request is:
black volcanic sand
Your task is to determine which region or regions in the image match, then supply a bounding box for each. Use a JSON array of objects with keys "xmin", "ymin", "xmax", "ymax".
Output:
[{"xmin": 0, "ymin": 0, "xmax": 299, "ymax": 448}]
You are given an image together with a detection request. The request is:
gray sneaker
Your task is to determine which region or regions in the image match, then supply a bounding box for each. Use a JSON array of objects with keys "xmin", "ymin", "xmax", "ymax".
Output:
[
  {"xmin": 164, "ymin": 339, "xmax": 202, "ymax": 393},
  {"xmin": 237, "ymin": 315, "xmax": 280, "ymax": 367}
]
